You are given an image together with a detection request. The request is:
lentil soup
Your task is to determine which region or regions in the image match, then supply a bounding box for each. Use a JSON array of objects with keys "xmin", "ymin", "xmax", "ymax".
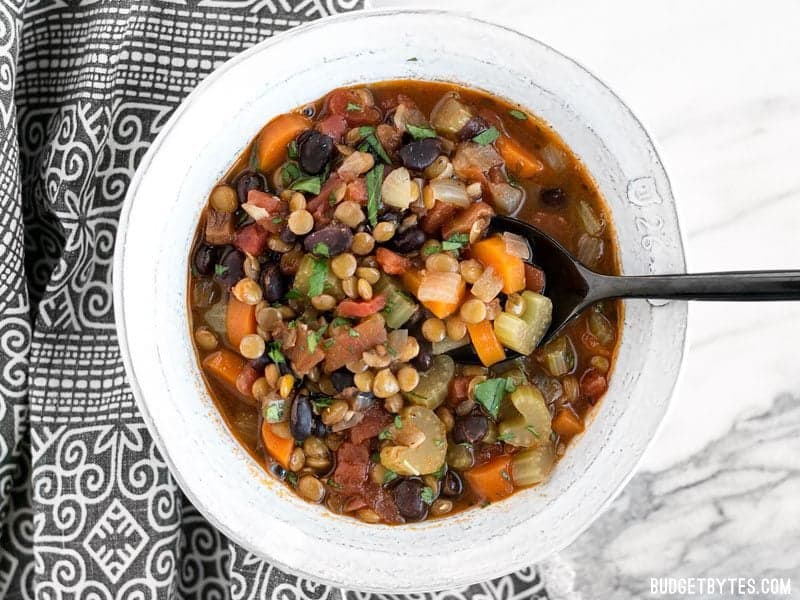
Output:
[{"xmin": 188, "ymin": 80, "xmax": 621, "ymax": 524}]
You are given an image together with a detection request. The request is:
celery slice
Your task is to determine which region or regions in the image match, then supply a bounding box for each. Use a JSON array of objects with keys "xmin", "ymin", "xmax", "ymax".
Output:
[
  {"xmin": 519, "ymin": 291, "xmax": 552, "ymax": 349},
  {"xmin": 494, "ymin": 312, "xmax": 536, "ymax": 355}
]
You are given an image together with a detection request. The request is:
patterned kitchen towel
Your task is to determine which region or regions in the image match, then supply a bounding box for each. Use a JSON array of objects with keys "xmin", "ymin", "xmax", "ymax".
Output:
[{"xmin": 0, "ymin": 0, "xmax": 569, "ymax": 597}]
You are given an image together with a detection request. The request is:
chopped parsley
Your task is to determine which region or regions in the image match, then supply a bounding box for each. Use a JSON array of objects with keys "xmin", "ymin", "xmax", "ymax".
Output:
[
  {"xmin": 421, "ymin": 244, "xmax": 441, "ymax": 256},
  {"xmin": 285, "ymin": 288, "xmax": 302, "ymax": 300},
  {"xmin": 290, "ymin": 176, "xmax": 321, "ymax": 195},
  {"xmin": 433, "ymin": 438, "xmax": 444, "ymax": 448},
  {"xmin": 420, "ymin": 486, "xmax": 434, "ymax": 505},
  {"xmin": 312, "ymin": 397, "xmax": 334, "ymax": 409},
  {"xmin": 441, "ymin": 232, "xmax": 469, "ymax": 252},
  {"xmin": 348, "ymin": 328, "xmax": 360, "ymax": 338},
  {"xmin": 394, "ymin": 415, "xmax": 402, "ymax": 429},
  {"xmin": 214, "ymin": 264, "xmax": 228, "ymax": 277},
  {"xmin": 496, "ymin": 431, "xmax": 514, "ymax": 442},
  {"xmin": 364, "ymin": 132, "xmax": 391, "ymax": 164},
  {"xmin": 346, "ymin": 102, "xmax": 362, "ymax": 112},
  {"xmin": 287, "ymin": 139, "xmax": 299, "ymax": 159},
  {"xmin": 406, "ymin": 124, "xmax": 437, "ymax": 140},
  {"xmin": 526, "ymin": 425, "xmax": 541, "ymax": 439},
  {"xmin": 329, "ymin": 191, "xmax": 337, "ymax": 206},
  {"xmin": 508, "ymin": 109, "xmax": 528, "ymax": 120},
  {"xmin": 323, "ymin": 338, "xmax": 335, "ymax": 349},
  {"xmin": 331, "ymin": 317, "xmax": 351, "ymax": 328},
  {"xmin": 327, "ymin": 479, "xmax": 343, "ymax": 490},
  {"xmin": 267, "ymin": 342, "xmax": 285, "ymax": 364},
  {"xmin": 312, "ymin": 242, "xmax": 330, "ymax": 257},
  {"xmin": 371, "ymin": 452, "xmax": 381, "ymax": 463},
  {"xmin": 281, "ymin": 162, "xmax": 301, "ymax": 186},
  {"xmin": 271, "ymin": 216, "xmax": 284, "ymax": 224},
  {"xmin": 406, "ymin": 57, "xmax": 418, "ymax": 62},
  {"xmin": 383, "ymin": 469, "xmax": 399, "ymax": 484},
  {"xmin": 472, "ymin": 126, "xmax": 500, "ymax": 146},
  {"xmin": 286, "ymin": 472, "xmax": 298, "ymax": 486},
  {"xmin": 306, "ymin": 329, "xmax": 323, "ymax": 353},
  {"xmin": 432, "ymin": 464, "xmax": 446, "ymax": 479},
  {"xmin": 366, "ymin": 163, "xmax": 384, "ymax": 227},
  {"xmin": 378, "ymin": 428, "xmax": 392, "ymax": 441},
  {"xmin": 307, "ymin": 258, "xmax": 328, "ymax": 297},
  {"xmin": 473, "ymin": 377, "xmax": 515, "ymax": 420}
]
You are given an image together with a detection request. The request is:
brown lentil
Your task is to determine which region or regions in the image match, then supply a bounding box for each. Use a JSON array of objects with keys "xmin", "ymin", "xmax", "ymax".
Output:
[
  {"xmin": 460, "ymin": 299, "xmax": 487, "ymax": 324},
  {"xmin": 430, "ymin": 498, "xmax": 453, "ymax": 516},
  {"xmin": 264, "ymin": 363, "xmax": 280, "ymax": 389},
  {"xmin": 322, "ymin": 400, "xmax": 349, "ymax": 426},
  {"xmin": 251, "ymin": 377, "xmax": 270, "ymax": 401},
  {"xmin": 445, "ymin": 316, "xmax": 467, "ymax": 341},
  {"xmin": 459, "ymin": 259, "xmax": 484, "ymax": 284},
  {"xmin": 355, "ymin": 266, "xmax": 380, "ymax": 285},
  {"xmin": 396, "ymin": 366, "xmax": 420, "ymax": 393},
  {"xmin": 209, "ymin": 185, "xmax": 238, "ymax": 213},
  {"xmin": 239, "ymin": 334, "xmax": 265, "ymax": 359},
  {"xmin": 425, "ymin": 252, "xmax": 459, "ymax": 273},
  {"xmin": 289, "ymin": 192, "xmax": 306, "ymax": 212},
  {"xmin": 372, "ymin": 368, "xmax": 400, "ymax": 399},
  {"xmin": 287, "ymin": 209, "xmax": 314, "ymax": 235},
  {"xmin": 351, "ymin": 232, "xmax": 375, "ymax": 255},
  {"xmin": 278, "ymin": 374, "xmax": 294, "ymax": 399},
  {"xmin": 355, "ymin": 508, "xmax": 381, "ymax": 524},
  {"xmin": 194, "ymin": 326, "xmax": 218, "ymax": 351},
  {"xmin": 232, "ymin": 278, "xmax": 263, "ymax": 305},
  {"xmin": 421, "ymin": 318, "xmax": 446, "ymax": 343},
  {"xmin": 357, "ymin": 278, "xmax": 373, "ymax": 300},
  {"xmin": 331, "ymin": 253, "xmax": 358, "ymax": 279},
  {"xmin": 384, "ymin": 393, "xmax": 403, "ymax": 414},
  {"xmin": 372, "ymin": 221, "xmax": 396, "ymax": 243},
  {"xmin": 297, "ymin": 475, "xmax": 325, "ymax": 503},
  {"xmin": 341, "ymin": 277, "xmax": 358, "ymax": 298},
  {"xmin": 288, "ymin": 447, "xmax": 305, "ymax": 472},
  {"xmin": 353, "ymin": 370, "xmax": 374, "ymax": 393},
  {"xmin": 334, "ymin": 201, "xmax": 365, "ymax": 229},
  {"xmin": 590, "ymin": 355, "xmax": 610, "ymax": 373},
  {"xmin": 303, "ymin": 436, "xmax": 329, "ymax": 459},
  {"xmin": 311, "ymin": 294, "xmax": 337, "ymax": 311}
]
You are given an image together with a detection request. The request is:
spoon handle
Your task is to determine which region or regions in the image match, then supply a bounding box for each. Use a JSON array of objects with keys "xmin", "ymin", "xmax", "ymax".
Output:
[{"xmin": 590, "ymin": 270, "xmax": 800, "ymax": 302}]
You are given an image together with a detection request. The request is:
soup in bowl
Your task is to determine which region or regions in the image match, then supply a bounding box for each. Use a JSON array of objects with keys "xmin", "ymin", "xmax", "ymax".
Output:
[{"xmin": 115, "ymin": 9, "xmax": 687, "ymax": 592}]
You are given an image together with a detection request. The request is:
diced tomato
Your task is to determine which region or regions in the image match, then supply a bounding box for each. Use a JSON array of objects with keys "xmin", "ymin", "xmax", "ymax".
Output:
[
  {"xmin": 306, "ymin": 174, "xmax": 341, "ymax": 227},
  {"xmin": 234, "ymin": 223, "xmax": 269, "ymax": 256},
  {"xmin": 287, "ymin": 325, "xmax": 326, "ymax": 377},
  {"xmin": 350, "ymin": 404, "xmax": 391, "ymax": 445},
  {"xmin": 316, "ymin": 114, "xmax": 348, "ymax": 142},
  {"xmin": 524, "ymin": 264, "xmax": 546, "ymax": 294},
  {"xmin": 369, "ymin": 483, "xmax": 403, "ymax": 524},
  {"xmin": 330, "ymin": 442, "xmax": 370, "ymax": 495},
  {"xmin": 375, "ymin": 247, "xmax": 411, "ymax": 275},
  {"xmin": 323, "ymin": 317, "xmax": 388, "ymax": 372},
  {"xmin": 246, "ymin": 189, "xmax": 282, "ymax": 212},
  {"xmin": 447, "ymin": 375, "xmax": 471, "ymax": 407},
  {"xmin": 345, "ymin": 178, "xmax": 367, "ymax": 204},
  {"xmin": 336, "ymin": 295, "xmax": 387, "ymax": 318},
  {"xmin": 473, "ymin": 442, "xmax": 505, "ymax": 468},
  {"xmin": 420, "ymin": 200, "xmax": 458, "ymax": 236},
  {"xmin": 326, "ymin": 89, "xmax": 382, "ymax": 126}
]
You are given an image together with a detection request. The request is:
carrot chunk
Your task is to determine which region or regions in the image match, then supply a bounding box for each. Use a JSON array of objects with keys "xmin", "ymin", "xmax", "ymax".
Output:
[
  {"xmin": 203, "ymin": 349, "xmax": 248, "ymax": 395},
  {"xmin": 261, "ymin": 422, "xmax": 294, "ymax": 469},
  {"xmin": 470, "ymin": 236, "xmax": 526, "ymax": 295},
  {"xmin": 256, "ymin": 113, "xmax": 311, "ymax": 172},
  {"xmin": 552, "ymin": 408, "xmax": 585, "ymax": 438},
  {"xmin": 466, "ymin": 320, "xmax": 506, "ymax": 367},
  {"xmin": 226, "ymin": 297, "xmax": 257, "ymax": 348},
  {"xmin": 496, "ymin": 136, "xmax": 544, "ymax": 179},
  {"xmin": 465, "ymin": 455, "xmax": 514, "ymax": 502}
]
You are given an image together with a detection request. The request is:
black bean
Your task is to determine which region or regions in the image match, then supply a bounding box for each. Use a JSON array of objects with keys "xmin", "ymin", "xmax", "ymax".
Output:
[
  {"xmin": 290, "ymin": 396, "xmax": 313, "ymax": 441},
  {"xmin": 235, "ymin": 170, "xmax": 267, "ymax": 205},
  {"xmin": 193, "ymin": 244, "xmax": 219, "ymax": 277},
  {"xmin": 279, "ymin": 228, "xmax": 298, "ymax": 244},
  {"xmin": 249, "ymin": 355, "xmax": 270, "ymax": 372},
  {"xmin": 392, "ymin": 479, "xmax": 428, "ymax": 521},
  {"xmin": 261, "ymin": 264, "xmax": 288, "ymax": 303},
  {"xmin": 452, "ymin": 414, "xmax": 489, "ymax": 445},
  {"xmin": 458, "ymin": 116, "xmax": 489, "ymax": 141},
  {"xmin": 399, "ymin": 137, "xmax": 442, "ymax": 171},
  {"xmin": 540, "ymin": 187, "xmax": 568, "ymax": 208},
  {"xmin": 297, "ymin": 130, "xmax": 334, "ymax": 175},
  {"xmin": 311, "ymin": 417, "xmax": 329, "ymax": 439},
  {"xmin": 412, "ymin": 341, "xmax": 433, "ymax": 372},
  {"xmin": 378, "ymin": 210, "xmax": 401, "ymax": 225},
  {"xmin": 331, "ymin": 369, "xmax": 355, "ymax": 393},
  {"xmin": 441, "ymin": 470, "xmax": 463, "ymax": 498},
  {"xmin": 303, "ymin": 224, "xmax": 353, "ymax": 257},
  {"xmin": 213, "ymin": 247, "xmax": 245, "ymax": 289},
  {"xmin": 389, "ymin": 227, "xmax": 426, "ymax": 253}
]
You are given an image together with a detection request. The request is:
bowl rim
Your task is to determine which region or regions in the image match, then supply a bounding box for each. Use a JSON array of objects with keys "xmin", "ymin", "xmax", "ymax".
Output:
[{"xmin": 113, "ymin": 7, "xmax": 689, "ymax": 592}]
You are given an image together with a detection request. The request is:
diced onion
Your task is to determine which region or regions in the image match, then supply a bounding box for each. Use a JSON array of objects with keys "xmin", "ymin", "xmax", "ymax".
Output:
[
  {"xmin": 577, "ymin": 234, "xmax": 604, "ymax": 267},
  {"xmin": 241, "ymin": 202, "xmax": 270, "ymax": 222},
  {"xmin": 417, "ymin": 271, "xmax": 463, "ymax": 303},
  {"xmin": 427, "ymin": 179, "xmax": 470, "ymax": 208},
  {"xmin": 487, "ymin": 181, "xmax": 524, "ymax": 216},
  {"xmin": 452, "ymin": 142, "xmax": 504, "ymax": 178},
  {"xmin": 502, "ymin": 232, "xmax": 531, "ymax": 260},
  {"xmin": 588, "ymin": 311, "xmax": 615, "ymax": 346},
  {"xmin": 577, "ymin": 201, "xmax": 604, "ymax": 236},
  {"xmin": 540, "ymin": 143, "xmax": 566, "ymax": 172},
  {"xmin": 382, "ymin": 167, "xmax": 413, "ymax": 209},
  {"xmin": 470, "ymin": 265, "xmax": 503, "ymax": 303},
  {"xmin": 430, "ymin": 93, "xmax": 473, "ymax": 136},
  {"xmin": 332, "ymin": 411, "xmax": 365, "ymax": 433}
]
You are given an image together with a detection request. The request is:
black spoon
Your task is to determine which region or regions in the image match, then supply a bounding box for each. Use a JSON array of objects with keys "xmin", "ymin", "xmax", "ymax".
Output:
[{"xmin": 449, "ymin": 214, "xmax": 800, "ymax": 364}]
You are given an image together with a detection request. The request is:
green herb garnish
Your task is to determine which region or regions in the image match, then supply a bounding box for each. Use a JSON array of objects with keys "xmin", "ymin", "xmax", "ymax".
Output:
[
  {"xmin": 214, "ymin": 264, "xmax": 228, "ymax": 277},
  {"xmin": 348, "ymin": 328, "xmax": 360, "ymax": 338},
  {"xmin": 441, "ymin": 233, "xmax": 469, "ymax": 252},
  {"xmin": 473, "ymin": 377, "xmax": 513, "ymax": 420},
  {"xmin": 307, "ymin": 258, "xmax": 328, "ymax": 297},
  {"xmin": 306, "ymin": 329, "xmax": 323, "ymax": 353},
  {"xmin": 331, "ymin": 317, "xmax": 351, "ymax": 328},
  {"xmin": 281, "ymin": 162, "xmax": 301, "ymax": 186},
  {"xmin": 496, "ymin": 431, "xmax": 514, "ymax": 442},
  {"xmin": 420, "ymin": 487, "xmax": 434, "ymax": 505},
  {"xmin": 432, "ymin": 464, "xmax": 446, "ymax": 479},
  {"xmin": 383, "ymin": 470, "xmax": 399, "ymax": 484},
  {"xmin": 287, "ymin": 139, "xmax": 299, "ymax": 159},
  {"xmin": 263, "ymin": 402, "xmax": 285, "ymax": 422},
  {"xmin": 508, "ymin": 109, "xmax": 528, "ymax": 120},
  {"xmin": 378, "ymin": 428, "xmax": 392, "ymax": 441},
  {"xmin": 313, "ymin": 242, "xmax": 330, "ymax": 257},
  {"xmin": 327, "ymin": 479, "xmax": 343, "ymax": 490},
  {"xmin": 406, "ymin": 124, "xmax": 437, "ymax": 140},
  {"xmin": 346, "ymin": 102, "xmax": 362, "ymax": 112},
  {"xmin": 358, "ymin": 125, "xmax": 376, "ymax": 137},
  {"xmin": 313, "ymin": 397, "xmax": 334, "ymax": 409},
  {"xmin": 286, "ymin": 472, "xmax": 298, "ymax": 486},
  {"xmin": 267, "ymin": 342, "xmax": 285, "ymax": 364},
  {"xmin": 472, "ymin": 126, "xmax": 500, "ymax": 146},
  {"xmin": 406, "ymin": 57, "xmax": 418, "ymax": 62},
  {"xmin": 329, "ymin": 191, "xmax": 337, "ymax": 206},
  {"xmin": 323, "ymin": 338, "xmax": 335, "ymax": 349},
  {"xmin": 285, "ymin": 288, "xmax": 302, "ymax": 300},
  {"xmin": 366, "ymin": 164, "xmax": 384, "ymax": 226},
  {"xmin": 371, "ymin": 452, "xmax": 381, "ymax": 463},
  {"xmin": 433, "ymin": 438, "xmax": 444, "ymax": 448},
  {"xmin": 526, "ymin": 425, "xmax": 541, "ymax": 439},
  {"xmin": 364, "ymin": 133, "xmax": 392, "ymax": 164},
  {"xmin": 394, "ymin": 415, "xmax": 402, "ymax": 429},
  {"xmin": 421, "ymin": 244, "xmax": 441, "ymax": 256},
  {"xmin": 290, "ymin": 176, "xmax": 322, "ymax": 195},
  {"xmin": 271, "ymin": 216, "xmax": 284, "ymax": 224}
]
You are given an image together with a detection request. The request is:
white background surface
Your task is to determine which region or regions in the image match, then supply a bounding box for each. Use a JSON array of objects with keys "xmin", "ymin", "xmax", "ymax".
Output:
[{"xmin": 371, "ymin": 1, "xmax": 800, "ymax": 596}]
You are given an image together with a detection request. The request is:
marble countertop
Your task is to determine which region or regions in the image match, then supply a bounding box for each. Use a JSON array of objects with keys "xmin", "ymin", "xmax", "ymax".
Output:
[{"xmin": 371, "ymin": 1, "xmax": 800, "ymax": 596}]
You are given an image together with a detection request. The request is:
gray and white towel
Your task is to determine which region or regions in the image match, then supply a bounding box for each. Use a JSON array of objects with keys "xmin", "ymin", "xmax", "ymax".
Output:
[{"xmin": 0, "ymin": 1, "xmax": 559, "ymax": 597}]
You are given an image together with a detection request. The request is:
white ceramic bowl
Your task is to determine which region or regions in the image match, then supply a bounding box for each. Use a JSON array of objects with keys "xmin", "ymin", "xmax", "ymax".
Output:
[{"xmin": 114, "ymin": 9, "xmax": 687, "ymax": 593}]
